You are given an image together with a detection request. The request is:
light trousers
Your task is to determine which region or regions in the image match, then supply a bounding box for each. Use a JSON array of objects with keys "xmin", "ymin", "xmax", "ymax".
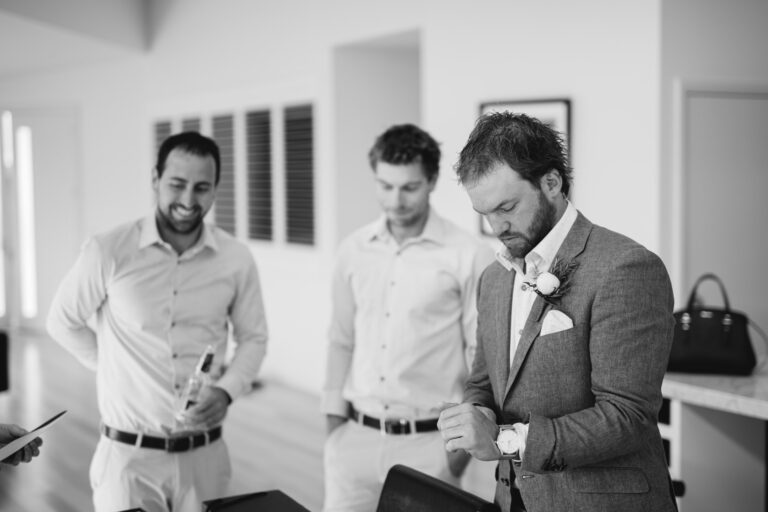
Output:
[
  {"xmin": 90, "ymin": 435, "xmax": 231, "ymax": 512},
  {"xmin": 323, "ymin": 420, "xmax": 458, "ymax": 512}
]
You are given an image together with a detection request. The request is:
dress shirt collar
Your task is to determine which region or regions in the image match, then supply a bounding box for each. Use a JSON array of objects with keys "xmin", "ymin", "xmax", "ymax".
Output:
[
  {"xmin": 495, "ymin": 200, "xmax": 578, "ymax": 275},
  {"xmin": 367, "ymin": 208, "xmax": 445, "ymax": 246},
  {"xmin": 138, "ymin": 214, "xmax": 219, "ymax": 253}
]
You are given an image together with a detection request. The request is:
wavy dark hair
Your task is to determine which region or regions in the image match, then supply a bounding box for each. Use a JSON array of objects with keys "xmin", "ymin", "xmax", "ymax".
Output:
[
  {"xmin": 155, "ymin": 131, "xmax": 221, "ymax": 185},
  {"xmin": 455, "ymin": 112, "xmax": 571, "ymax": 196},
  {"xmin": 368, "ymin": 124, "xmax": 441, "ymax": 181}
]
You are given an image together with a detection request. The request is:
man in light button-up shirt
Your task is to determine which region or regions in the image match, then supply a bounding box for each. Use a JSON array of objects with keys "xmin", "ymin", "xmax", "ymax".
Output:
[
  {"xmin": 47, "ymin": 132, "xmax": 268, "ymax": 512},
  {"xmin": 322, "ymin": 124, "xmax": 493, "ymax": 512}
]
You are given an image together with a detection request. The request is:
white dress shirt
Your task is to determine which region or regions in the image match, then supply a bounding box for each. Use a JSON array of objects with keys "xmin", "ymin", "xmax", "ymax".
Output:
[
  {"xmin": 322, "ymin": 209, "xmax": 494, "ymax": 420},
  {"xmin": 47, "ymin": 216, "xmax": 268, "ymax": 435}
]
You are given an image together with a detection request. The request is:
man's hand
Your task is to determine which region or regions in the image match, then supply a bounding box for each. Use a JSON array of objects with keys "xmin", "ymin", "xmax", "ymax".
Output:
[
  {"xmin": 326, "ymin": 414, "xmax": 347, "ymax": 437},
  {"xmin": 437, "ymin": 403, "xmax": 500, "ymax": 461},
  {"xmin": 0, "ymin": 424, "xmax": 43, "ymax": 470},
  {"xmin": 181, "ymin": 386, "xmax": 230, "ymax": 429}
]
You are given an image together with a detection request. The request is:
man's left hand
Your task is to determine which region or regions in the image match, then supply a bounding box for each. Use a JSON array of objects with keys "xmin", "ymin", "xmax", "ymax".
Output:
[
  {"xmin": 437, "ymin": 403, "xmax": 500, "ymax": 461},
  {"xmin": 181, "ymin": 386, "xmax": 230, "ymax": 429}
]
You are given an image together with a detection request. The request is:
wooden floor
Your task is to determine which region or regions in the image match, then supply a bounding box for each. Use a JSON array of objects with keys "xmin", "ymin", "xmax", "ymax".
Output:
[{"xmin": 0, "ymin": 331, "xmax": 495, "ymax": 511}]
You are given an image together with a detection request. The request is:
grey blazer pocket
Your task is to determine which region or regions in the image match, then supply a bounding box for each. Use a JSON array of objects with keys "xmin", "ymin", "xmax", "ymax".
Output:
[{"xmin": 567, "ymin": 466, "xmax": 650, "ymax": 494}]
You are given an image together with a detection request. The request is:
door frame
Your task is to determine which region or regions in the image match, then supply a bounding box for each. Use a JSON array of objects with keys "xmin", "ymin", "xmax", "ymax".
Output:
[{"xmin": 669, "ymin": 78, "xmax": 768, "ymax": 301}]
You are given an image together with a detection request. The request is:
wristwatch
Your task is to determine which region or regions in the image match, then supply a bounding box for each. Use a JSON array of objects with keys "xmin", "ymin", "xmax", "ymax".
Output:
[{"xmin": 495, "ymin": 425, "xmax": 521, "ymax": 459}]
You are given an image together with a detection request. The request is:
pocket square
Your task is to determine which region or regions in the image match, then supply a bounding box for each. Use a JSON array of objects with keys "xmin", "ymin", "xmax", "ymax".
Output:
[{"xmin": 540, "ymin": 309, "xmax": 573, "ymax": 336}]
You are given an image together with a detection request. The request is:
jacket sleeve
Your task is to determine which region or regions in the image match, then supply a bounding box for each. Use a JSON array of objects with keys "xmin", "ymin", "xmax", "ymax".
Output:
[{"xmin": 463, "ymin": 266, "xmax": 497, "ymax": 411}]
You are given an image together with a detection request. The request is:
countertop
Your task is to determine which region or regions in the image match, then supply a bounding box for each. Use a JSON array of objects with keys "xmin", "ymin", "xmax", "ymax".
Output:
[{"xmin": 663, "ymin": 368, "xmax": 768, "ymax": 421}]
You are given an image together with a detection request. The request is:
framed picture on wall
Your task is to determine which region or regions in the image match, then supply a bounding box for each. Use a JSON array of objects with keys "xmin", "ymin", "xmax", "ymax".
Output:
[{"xmin": 477, "ymin": 98, "xmax": 571, "ymax": 237}]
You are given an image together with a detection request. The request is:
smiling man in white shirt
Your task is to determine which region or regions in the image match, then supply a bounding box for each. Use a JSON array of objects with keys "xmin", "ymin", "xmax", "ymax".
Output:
[
  {"xmin": 47, "ymin": 132, "xmax": 268, "ymax": 512},
  {"xmin": 321, "ymin": 124, "xmax": 493, "ymax": 512}
]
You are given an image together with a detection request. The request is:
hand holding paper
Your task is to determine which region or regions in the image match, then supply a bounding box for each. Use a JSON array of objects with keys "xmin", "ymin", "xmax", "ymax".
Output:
[
  {"xmin": 0, "ymin": 424, "xmax": 42, "ymax": 468},
  {"xmin": 0, "ymin": 410, "xmax": 66, "ymax": 469}
]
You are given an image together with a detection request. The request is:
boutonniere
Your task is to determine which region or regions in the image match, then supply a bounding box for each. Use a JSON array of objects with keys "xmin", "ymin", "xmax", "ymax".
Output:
[{"xmin": 524, "ymin": 257, "xmax": 578, "ymax": 305}]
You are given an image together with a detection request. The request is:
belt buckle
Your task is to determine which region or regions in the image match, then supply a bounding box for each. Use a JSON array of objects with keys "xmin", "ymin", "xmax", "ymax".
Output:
[
  {"xmin": 165, "ymin": 435, "xmax": 192, "ymax": 452},
  {"xmin": 382, "ymin": 418, "xmax": 409, "ymax": 435}
]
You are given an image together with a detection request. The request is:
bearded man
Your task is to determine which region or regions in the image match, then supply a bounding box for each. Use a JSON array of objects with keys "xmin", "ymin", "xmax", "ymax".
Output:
[{"xmin": 437, "ymin": 113, "xmax": 678, "ymax": 512}]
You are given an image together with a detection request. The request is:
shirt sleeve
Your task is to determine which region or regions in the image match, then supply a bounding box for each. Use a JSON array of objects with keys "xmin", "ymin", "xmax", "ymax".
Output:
[
  {"xmin": 461, "ymin": 241, "xmax": 495, "ymax": 369},
  {"xmin": 45, "ymin": 238, "xmax": 108, "ymax": 371},
  {"xmin": 321, "ymin": 242, "xmax": 355, "ymax": 417},
  {"xmin": 215, "ymin": 251, "xmax": 269, "ymax": 402}
]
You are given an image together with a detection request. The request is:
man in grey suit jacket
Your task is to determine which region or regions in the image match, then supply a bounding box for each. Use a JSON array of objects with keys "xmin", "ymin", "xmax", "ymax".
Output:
[{"xmin": 438, "ymin": 112, "xmax": 678, "ymax": 512}]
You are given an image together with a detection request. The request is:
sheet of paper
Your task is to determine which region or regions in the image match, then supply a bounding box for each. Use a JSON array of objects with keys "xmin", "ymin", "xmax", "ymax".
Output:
[{"xmin": 0, "ymin": 410, "xmax": 67, "ymax": 461}]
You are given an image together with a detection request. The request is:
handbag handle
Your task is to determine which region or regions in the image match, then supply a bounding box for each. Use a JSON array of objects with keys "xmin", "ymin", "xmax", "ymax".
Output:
[{"xmin": 686, "ymin": 273, "xmax": 731, "ymax": 311}]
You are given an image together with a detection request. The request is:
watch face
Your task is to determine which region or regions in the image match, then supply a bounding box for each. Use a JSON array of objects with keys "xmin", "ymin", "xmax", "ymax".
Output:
[{"xmin": 497, "ymin": 428, "xmax": 518, "ymax": 454}]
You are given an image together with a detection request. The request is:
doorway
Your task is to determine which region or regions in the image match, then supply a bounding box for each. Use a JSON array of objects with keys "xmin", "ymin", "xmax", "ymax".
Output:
[
  {"xmin": 0, "ymin": 107, "xmax": 81, "ymax": 333},
  {"xmin": 332, "ymin": 29, "xmax": 421, "ymax": 243},
  {"xmin": 680, "ymin": 89, "xmax": 768, "ymax": 336}
]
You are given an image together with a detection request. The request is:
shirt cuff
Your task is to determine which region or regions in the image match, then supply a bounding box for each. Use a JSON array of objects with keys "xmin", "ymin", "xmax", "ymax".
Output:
[
  {"xmin": 514, "ymin": 422, "xmax": 529, "ymax": 460},
  {"xmin": 320, "ymin": 392, "xmax": 349, "ymax": 417}
]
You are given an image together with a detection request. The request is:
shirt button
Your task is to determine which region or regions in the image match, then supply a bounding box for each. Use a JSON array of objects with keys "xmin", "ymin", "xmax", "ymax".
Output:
[
  {"xmin": 173, "ymin": 289, "xmax": 178, "ymax": 295},
  {"xmin": 521, "ymin": 284, "xmax": 528, "ymax": 291},
  {"xmin": 384, "ymin": 405, "xmax": 389, "ymax": 410},
  {"xmin": 385, "ymin": 313, "xmax": 390, "ymax": 318},
  {"xmin": 518, "ymin": 329, "xmax": 523, "ymax": 335},
  {"xmin": 379, "ymin": 376, "xmax": 385, "ymax": 382},
  {"xmin": 174, "ymin": 384, "xmax": 181, "ymax": 390},
  {"xmin": 171, "ymin": 322, "xmax": 176, "ymax": 327},
  {"xmin": 172, "ymin": 353, "xmax": 178, "ymax": 359},
  {"xmin": 381, "ymin": 344, "xmax": 386, "ymax": 349}
]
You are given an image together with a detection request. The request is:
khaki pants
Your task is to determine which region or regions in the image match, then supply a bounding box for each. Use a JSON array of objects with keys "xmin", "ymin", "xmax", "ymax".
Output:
[
  {"xmin": 90, "ymin": 435, "xmax": 231, "ymax": 512},
  {"xmin": 323, "ymin": 420, "xmax": 458, "ymax": 512}
]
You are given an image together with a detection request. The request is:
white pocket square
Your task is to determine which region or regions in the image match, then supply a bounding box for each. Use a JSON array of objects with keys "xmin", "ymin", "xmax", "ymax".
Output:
[{"xmin": 540, "ymin": 309, "xmax": 573, "ymax": 336}]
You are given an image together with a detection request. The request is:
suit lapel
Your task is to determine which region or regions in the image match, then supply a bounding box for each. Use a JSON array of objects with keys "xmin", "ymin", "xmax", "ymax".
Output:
[
  {"xmin": 504, "ymin": 295, "xmax": 548, "ymax": 398},
  {"xmin": 492, "ymin": 267, "xmax": 515, "ymax": 406},
  {"xmin": 502, "ymin": 212, "xmax": 593, "ymax": 401}
]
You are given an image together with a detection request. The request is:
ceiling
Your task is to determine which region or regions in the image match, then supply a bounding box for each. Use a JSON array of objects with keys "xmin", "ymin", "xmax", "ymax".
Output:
[{"xmin": 0, "ymin": 1, "xmax": 148, "ymax": 80}]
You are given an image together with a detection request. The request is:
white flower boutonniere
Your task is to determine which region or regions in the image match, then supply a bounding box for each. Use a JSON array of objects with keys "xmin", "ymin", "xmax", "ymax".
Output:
[{"xmin": 524, "ymin": 257, "xmax": 578, "ymax": 305}]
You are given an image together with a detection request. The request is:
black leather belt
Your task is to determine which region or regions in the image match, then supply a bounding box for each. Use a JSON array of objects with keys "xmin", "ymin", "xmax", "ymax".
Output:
[
  {"xmin": 102, "ymin": 424, "xmax": 222, "ymax": 453},
  {"xmin": 350, "ymin": 407, "xmax": 439, "ymax": 435}
]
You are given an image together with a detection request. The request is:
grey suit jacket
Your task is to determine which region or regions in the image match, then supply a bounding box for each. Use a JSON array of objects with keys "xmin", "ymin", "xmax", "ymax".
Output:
[{"xmin": 465, "ymin": 213, "xmax": 678, "ymax": 512}]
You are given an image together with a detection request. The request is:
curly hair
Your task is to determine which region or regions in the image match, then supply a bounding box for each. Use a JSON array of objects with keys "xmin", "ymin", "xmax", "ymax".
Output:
[
  {"xmin": 455, "ymin": 112, "xmax": 571, "ymax": 196},
  {"xmin": 368, "ymin": 124, "xmax": 441, "ymax": 181}
]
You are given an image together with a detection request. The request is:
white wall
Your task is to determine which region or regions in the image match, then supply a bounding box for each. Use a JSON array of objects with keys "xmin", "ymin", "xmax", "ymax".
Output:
[{"xmin": 0, "ymin": 0, "xmax": 667, "ymax": 394}]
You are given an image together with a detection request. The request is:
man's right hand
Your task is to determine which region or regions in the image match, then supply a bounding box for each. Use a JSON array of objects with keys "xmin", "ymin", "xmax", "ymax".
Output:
[
  {"xmin": 437, "ymin": 402, "xmax": 500, "ymax": 461},
  {"xmin": 326, "ymin": 414, "xmax": 347, "ymax": 437}
]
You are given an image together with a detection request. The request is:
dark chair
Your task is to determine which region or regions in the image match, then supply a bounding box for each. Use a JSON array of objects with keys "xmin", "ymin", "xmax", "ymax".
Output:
[
  {"xmin": 376, "ymin": 464, "xmax": 500, "ymax": 512},
  {"xmin": 202, "ymin": 490, "xmax": 309, "ymax": 511}
]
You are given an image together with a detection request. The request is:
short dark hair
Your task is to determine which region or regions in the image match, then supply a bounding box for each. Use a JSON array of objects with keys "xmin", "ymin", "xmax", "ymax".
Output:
[
  {"xmin": 155, "ymin": 131, "xmax": 221, "ymax": 185},
  {"xmin": 368, "ymin": 124, "xmax": 441, "ymax": 181},
  {"xmin": 455, "ymin": 112, "xmax": 572, "ymax": 196}
]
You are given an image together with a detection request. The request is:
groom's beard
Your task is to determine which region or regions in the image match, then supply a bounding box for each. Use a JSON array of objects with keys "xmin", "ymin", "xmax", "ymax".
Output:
[{"xmin": 500, "ymin": 191, "xmax": 557, "ymax": 259}]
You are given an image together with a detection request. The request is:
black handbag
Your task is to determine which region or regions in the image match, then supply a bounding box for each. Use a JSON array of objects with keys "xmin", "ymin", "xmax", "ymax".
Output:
[{"xmin": 668, "ymin": 273, "xmax": 757, "ymax": 375}]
